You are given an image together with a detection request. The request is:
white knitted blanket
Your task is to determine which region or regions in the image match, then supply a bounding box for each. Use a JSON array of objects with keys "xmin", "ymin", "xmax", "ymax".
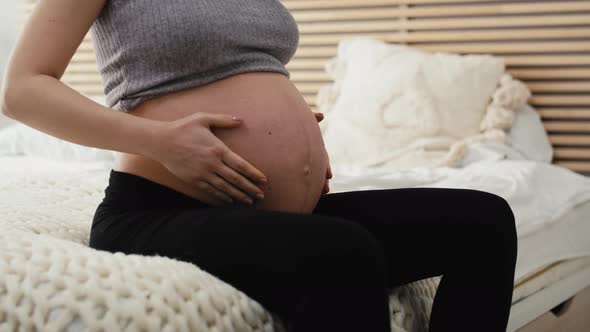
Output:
[{"xmin": 0, "ymin": 158, "xmax": 439, "ymax": 332}]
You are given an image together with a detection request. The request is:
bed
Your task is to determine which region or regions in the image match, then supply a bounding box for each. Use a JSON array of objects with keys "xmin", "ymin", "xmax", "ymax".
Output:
[
  {"xmin": 3, "ymin": 0, "xmax": 589, "ymax": 331},
  {"xmin": 0, "ymin": 147, "xmax": 589, "ymax": 331}
]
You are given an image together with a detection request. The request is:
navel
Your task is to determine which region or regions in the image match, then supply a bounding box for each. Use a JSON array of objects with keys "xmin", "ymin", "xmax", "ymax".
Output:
[{"xmin": 303, "ymin": 165, "xmax": 311, "ymax": 176}]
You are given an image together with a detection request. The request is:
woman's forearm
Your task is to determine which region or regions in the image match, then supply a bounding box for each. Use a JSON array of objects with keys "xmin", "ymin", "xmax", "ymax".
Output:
[{"xmin": 1, "ymin": 74, "xmax": 164, "ymax": 159}]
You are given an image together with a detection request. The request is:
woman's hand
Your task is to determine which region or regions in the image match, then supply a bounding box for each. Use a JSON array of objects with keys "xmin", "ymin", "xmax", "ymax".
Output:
[
  {"xmin": 150, "ymin": 112, "xmax": 267, "ymax": 206},
  {"xmin": 322, "ymin": 154, "xmax": 333, "ymax": 194},
  {"xmin": 313, "ymin": 112, "xmax": 332, "ymax": 194}
]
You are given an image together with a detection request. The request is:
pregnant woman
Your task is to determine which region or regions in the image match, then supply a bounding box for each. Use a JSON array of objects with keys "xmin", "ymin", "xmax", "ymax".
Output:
[{"xmin": 1, "ymin": 1, "xmax": 518, "ymax": 331}]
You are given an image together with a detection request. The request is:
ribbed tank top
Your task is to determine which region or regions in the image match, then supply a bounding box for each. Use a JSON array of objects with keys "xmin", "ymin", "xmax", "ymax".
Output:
[{"xmin": 90, "ymin": 0, "xmax": 300, "ymax": 112}]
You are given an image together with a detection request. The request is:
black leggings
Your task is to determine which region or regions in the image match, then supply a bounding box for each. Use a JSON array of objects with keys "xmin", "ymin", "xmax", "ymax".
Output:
[{"xmin": 89, "ymin": 169, "xmax": 518, "ymax": 332}]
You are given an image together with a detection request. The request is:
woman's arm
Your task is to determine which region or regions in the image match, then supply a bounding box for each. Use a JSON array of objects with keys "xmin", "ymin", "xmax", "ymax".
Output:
[{"xmin": 0, "ymin": 0, "xmax": 163, "ymax": 159}]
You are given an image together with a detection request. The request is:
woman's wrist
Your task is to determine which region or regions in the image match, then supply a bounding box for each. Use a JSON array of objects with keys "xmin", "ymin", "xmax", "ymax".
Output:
[{"xmin": 134, "ymin": 117, "xmax": 169, "ymax": 161}]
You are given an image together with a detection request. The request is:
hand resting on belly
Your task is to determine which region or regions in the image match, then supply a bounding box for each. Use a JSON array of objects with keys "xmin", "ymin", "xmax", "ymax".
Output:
[{"xmin": 125, "ymin": 72, "xmax": 329, "ymax": 213}]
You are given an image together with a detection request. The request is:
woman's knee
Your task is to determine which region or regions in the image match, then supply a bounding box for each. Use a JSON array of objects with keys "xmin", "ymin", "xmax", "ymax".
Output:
[{"xmin": 468, "ymin": 190, "xmax": 518, "ymax": 261}]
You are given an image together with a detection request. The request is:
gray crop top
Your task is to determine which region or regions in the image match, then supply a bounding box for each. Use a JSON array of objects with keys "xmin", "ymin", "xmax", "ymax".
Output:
[{"xmin": 90, "ymin": 0, "xmax": 299, "ymax": 112}]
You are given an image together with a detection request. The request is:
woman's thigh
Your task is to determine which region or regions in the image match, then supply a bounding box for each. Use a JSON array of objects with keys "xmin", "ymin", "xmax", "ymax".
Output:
[
  {"xmin": 312, "ymin": 187, "xmax": 518, "ymax": 285},
  {"xmin": 89, "ymin": 204, "xmax": 389, "ymax": 319}
]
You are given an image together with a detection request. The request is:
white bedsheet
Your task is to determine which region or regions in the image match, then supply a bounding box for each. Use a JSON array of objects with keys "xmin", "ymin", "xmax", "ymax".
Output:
[{"xmin": 329, "ymin": 148, "xmax": 590, "ymax": 238}]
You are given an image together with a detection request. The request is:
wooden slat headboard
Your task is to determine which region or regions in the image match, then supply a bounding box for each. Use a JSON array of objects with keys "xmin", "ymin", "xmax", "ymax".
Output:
[
  {"xmin": 283, "ymin": 0, "xmax": 590, "ymax": 175},
  {"xmin": 17, "ymin": 0, "xmax": 590, "ymax": 174}
]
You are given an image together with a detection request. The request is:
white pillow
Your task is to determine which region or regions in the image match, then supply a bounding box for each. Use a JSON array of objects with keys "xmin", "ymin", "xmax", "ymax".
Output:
[
  {"xmin": 508, "ymin": 104, "xmax": 553, "ymax": 163},
  {"xmin": 323, "ymin": 38, "xmax": 505, "ymax": 137},
  {"xmin": 0, "ymin": 122, "xmax": 116, "ymax": 162},
  {"xmin": 318, "ymin": 38, "xmax": 505, "ymax": 169}
]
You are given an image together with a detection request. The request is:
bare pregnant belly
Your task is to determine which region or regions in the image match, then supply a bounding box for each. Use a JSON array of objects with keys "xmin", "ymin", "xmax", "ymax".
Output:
[{"xmin": 113, "ymin": 72, "xmax": 329, "ymax": 213}]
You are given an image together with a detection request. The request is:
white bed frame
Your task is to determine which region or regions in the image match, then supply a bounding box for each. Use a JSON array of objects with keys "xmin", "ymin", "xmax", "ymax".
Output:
[{"xmin": 509, "ymin": 264, "xmax": 590, "ymax": 331}]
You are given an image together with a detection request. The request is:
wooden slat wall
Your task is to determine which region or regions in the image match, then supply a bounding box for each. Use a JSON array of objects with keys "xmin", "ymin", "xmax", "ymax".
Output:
[
  {"xmin": 283, "ymin": 0, "xmax": 590, "ymax": 175},
  {"xmin": 17, "ymin": 0, "xmax": 590, "ymax": 174}
]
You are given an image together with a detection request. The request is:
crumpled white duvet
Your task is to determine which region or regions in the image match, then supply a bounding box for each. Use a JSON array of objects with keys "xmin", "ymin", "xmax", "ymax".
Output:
[{"xmin": 328, "ymin": 142, "xmax": 590, "ymax": 238}]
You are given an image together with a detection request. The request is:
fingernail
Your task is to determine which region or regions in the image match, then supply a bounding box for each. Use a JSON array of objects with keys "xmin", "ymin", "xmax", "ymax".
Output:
[
  {"xmin": 260, "ymin": 177, "xmax": 267, "ymax": 183},
  {"xmin": 243, "ymin": 197, "xmax": 253, "ymax": 204},
  {"xmin": 256, "ymin": 193, "xmax": 264, "ymax": 200},
  {"xmin": 232, "ymin": 116, "xmax": 242, "ymax": 121}
]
